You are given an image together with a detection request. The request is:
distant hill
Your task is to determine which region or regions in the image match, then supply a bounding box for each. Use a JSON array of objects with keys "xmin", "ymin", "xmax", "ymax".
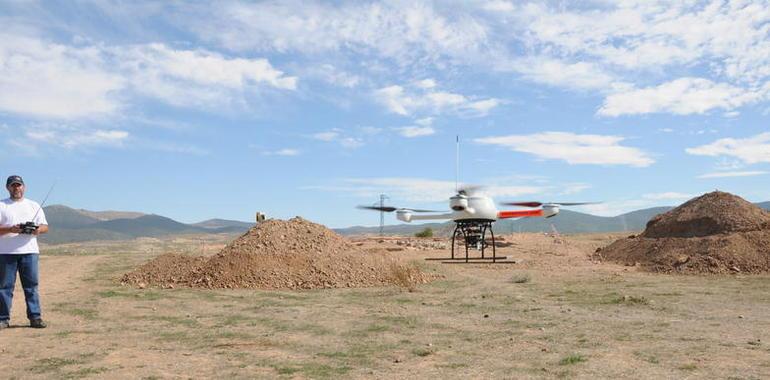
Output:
[
  {"xmin": 334, "ymin": 222, "xmax": 448, "ymax": 236},
  {"xmin": 495, "ymin": 207, "xmax": 673, "ymax": 234},
  {"xmin": 77, "ymin": 209, "xmax": 145, "ymax": 221},
  {"xmin": 43, "ymin": 205, "xmax": 101, "ymax": 228},
  {"xmin": 38, "ymin": 205, "xmax": 251, "ymax": 244},
  {"xmin": 759, "ymin": 201, "xmax": 770, "ymax": 211},
  {"xmin": 92, "ymin": 214, "xmax": 203, "ymax": 237},
  {"xmin": 193, "ymin": 218, "xmax": 254, "ymax": 230}
]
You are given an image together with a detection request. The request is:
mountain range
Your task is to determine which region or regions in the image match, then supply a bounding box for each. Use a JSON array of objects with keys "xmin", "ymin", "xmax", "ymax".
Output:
[
  {"xmin": 34, "ymin": 202, "xmax": 770, "ymax": 244},
  {"xmin": 40, "ymin": 205, "xmax": 253, "ymax": 244}
]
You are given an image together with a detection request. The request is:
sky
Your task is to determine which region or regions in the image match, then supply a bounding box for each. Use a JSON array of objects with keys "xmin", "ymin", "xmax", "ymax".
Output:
[{"xmin": 1, "ymin": 0, "xmax": 769, "ymax": 228}]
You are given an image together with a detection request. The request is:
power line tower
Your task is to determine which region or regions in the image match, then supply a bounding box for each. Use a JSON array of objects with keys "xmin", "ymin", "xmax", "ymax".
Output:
[{"xmin": 379, "ymin": 194, "xmax": 389, "ymax": 237}]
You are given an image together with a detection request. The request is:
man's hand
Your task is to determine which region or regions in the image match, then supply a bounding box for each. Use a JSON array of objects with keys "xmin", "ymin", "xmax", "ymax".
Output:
[
  {"xmin": 19, "ymin": 222, "xmax": 39, "ymax": 235},
  {"xmin": 9, "ymin": 225, "xmax": 23, "ymax": 234},
  {"xmin": 34, "ymin": 224, "xmax": 49, "ymax": 235}
]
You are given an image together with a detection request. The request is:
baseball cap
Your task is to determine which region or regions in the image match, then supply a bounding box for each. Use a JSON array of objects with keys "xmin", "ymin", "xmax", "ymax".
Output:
[{"xmin": 6, "ymin": 175, "xmax": 24, "ymax": 186}]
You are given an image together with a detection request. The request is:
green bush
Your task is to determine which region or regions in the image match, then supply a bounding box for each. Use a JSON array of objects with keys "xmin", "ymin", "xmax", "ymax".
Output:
[{"xmin": 414, "ymin": 228, "xmax": 433, "ymax": 238}]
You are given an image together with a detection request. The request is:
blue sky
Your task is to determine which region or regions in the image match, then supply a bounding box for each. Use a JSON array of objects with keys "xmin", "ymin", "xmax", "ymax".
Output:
[{"xmin": 1, "ymin": 0, "xmax": 769, "ymax": 228}]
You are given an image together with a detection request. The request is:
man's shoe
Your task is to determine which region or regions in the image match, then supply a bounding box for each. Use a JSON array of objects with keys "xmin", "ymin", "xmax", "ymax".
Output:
[
  {"xmin": 0, "ymin": 320, "xmax": 8, "ymax": 329},
  {"xmin": 29, "ymin": 319, "xmax": 46, "ymax": 328}
]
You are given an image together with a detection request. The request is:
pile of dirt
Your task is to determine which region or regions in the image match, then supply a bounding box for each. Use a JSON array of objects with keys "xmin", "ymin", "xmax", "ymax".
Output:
[
  {"xmin": 122, "ymin": 217, "xmax": 435, "ymax": 289},
  {"xmin": 596, "ymin": 191, "xmax": 770, "ymax": 274},
  {"xmin": 643, "ymin": 191, "xmax": 770, "ymax": 238}
]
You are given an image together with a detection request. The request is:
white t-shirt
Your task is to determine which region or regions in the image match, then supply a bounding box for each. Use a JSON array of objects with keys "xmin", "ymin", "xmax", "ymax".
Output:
[{"xmin": 0, "ymin": 198, "xmax": 48, "ymax": 254}]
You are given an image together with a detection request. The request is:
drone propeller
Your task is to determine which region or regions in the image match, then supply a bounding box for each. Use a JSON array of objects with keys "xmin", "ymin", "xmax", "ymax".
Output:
[
  {"xmin": 356, "ymin": 205, "xmax": 443, "ymax": 213},
  {"xmin": 501, "ymin": 201, "xmax": 600, "ymax": 208}
]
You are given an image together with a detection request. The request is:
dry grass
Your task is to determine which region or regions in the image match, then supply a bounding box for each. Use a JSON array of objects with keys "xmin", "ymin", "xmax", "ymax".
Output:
[
  {"xmin": 3, "ymin": 233, "xmax": 769, "ymax": 379},
  {"xmin": 388, "ymin": 262, "xmax": 422, "ymax": 292}
]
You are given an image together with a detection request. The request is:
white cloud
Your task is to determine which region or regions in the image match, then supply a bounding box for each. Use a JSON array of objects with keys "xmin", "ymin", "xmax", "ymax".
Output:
[
  {"xmin": 415, "ymin": 117, "xmax": 434, "ymax": 126},
  {"xmin": 311, "ymin": 131, "xmax": 340, "ymax": 142},
  {"xmin": 598, "ymin": 78, "xmax": 764, "ymax": 117},
  {"xmin": 642, "ymin": 192, "xmax": 694, "ymax": 201},
  {"xmin": 118, "ymin": 43, "xmax": 297, "ymax": 107},
  {"xmin": 488, "ymin": 2, "xmax": 770, "ymax": 116},
  {"xmin": 415, "ymin": 79, "xmax": 437, "ymax": 89},
  {"xmin": 482, "ymin": 1, "xmax": 515, "ymax": 13},
  {"xmin": 374, "ymin": 84, "xmax": 499, "ymax": 117},
  {"xmin": 499, "ymin": 57, "xmax": 621, "ymax": 91},
  {"xmin": 339, "ymin": 137, "xmax": 364, "ymax": 148},
  {"xmin": 508, "ymin": 2, "xmax": 770, "ymax": 79},
  {"xmin": 466, "ymin": 98, "xmax": 501, "ymax": 114},
  {"xmin": 310, "ymin": 129, "xmax": 364, "ymax": 148},
  {"xmin": 698, "ymin": 171, "xmax": 768, "ymax": 179},
  {"xmin": 475, "ymin": 132, "xmax": 654, "ymax": 167},
  {"xmin": 0, "ymin": 33, "xmax": 297, "ymax": 118},
  {"xmin": 309, "ymin": 64, "xmax": 361, "ymax": 88},
  {"xmin": 0, "ymin": 34, "xmax": 124, "ymax": 119},
  {"xmin": 263, "ymin": 148, "xmax": 300, "ymax": 156},
  {"xmin": 686, "ymin": 132, "xmax": 770, "ymax": 164},
  {"xmin": 191, "ymin": 1, "xmax": 490, "ymax": 66},
  {"xmin": 125, "ymin": 44, "xmax": 296, "ymax": 90},
  {"xmin": 394, "ymin": 126, "xmax": 435, "ymax": 138},
  {"xmin": 12, "ymin": 1, "xmax": 770, "ymax": 121},
  {"xmin": 5, "ymin": 123, "xmax": 211, "ymax": 156},
  {"xmin": 19, "ymin": 125, "xmax": 128, "ymax": 150}
]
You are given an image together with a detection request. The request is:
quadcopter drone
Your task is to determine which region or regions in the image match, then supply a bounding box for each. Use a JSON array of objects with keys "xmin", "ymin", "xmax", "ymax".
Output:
[{"xmin": 358, "ymin": 185, "xmax": 596, "ymax": 263}]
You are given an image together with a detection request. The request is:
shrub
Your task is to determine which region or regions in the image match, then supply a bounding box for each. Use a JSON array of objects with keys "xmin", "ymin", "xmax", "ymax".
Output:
[
  {"xmin": 559, "ymin": 354, "xmax": 587, "ymax": 365},
  {"xmin": 415, "ymin": 228, "xmax": 433, "ymax": 238}
]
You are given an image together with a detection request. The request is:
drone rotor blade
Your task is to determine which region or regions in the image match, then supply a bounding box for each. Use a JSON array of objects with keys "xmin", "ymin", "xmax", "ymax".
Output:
[
  {"xmin": 502, "ymin": 201, "xmax": 601, "ymax": 208},
  {"xmin": 356, "ymin": 206, "xmax": 445, "ymax": 213},
  {"xmin": 356, "ymin": 205, "xmax": 398, "ymax": 212},
  {"xmin": 501, "ymin": 201, "xmax": 543, "ymax": 208},
  {"xmin": 403, "ymin": 208, "xmax": 444, "ymax": 213},
  {"xmin": 546, "ymin": 202, "xmax": 601, "ymax": 206}
]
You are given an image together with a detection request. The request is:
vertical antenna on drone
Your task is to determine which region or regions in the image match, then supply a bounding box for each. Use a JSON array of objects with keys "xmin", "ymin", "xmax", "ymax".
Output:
[
  {"xmin": 379, "ymin": 194, "xmax": 389, "ymax": 237},
  {"xmin": 455, "ymin": 135, "xmax": 460, "ymax": 192}
]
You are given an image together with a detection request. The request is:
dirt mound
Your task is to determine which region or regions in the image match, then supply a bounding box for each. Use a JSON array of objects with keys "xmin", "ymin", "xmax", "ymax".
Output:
[
  {"xmin": 597, "ymin": 191, "xmax": 770, "ymax": 274},
  {"xmin": 121, "ymin": 253, "xmax": 207, "ymax": 288},
  {"xmin": 122, "ymin": 217, "xmax": 435, "ymax": 289},
  {"xmin": 643, "ymin": 191, "xmax": 770, "ymax": 238}
]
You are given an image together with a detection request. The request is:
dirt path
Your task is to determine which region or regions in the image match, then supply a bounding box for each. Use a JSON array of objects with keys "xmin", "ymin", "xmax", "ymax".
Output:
[{"xmin": 6, "ymin": 254, "xmax": 102, "ymax": 325}]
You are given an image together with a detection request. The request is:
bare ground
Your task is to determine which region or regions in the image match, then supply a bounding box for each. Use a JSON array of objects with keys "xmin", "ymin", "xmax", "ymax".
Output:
[{"xmin": 1, "ymin": 232, "xmax": 769, "ymax": 379}]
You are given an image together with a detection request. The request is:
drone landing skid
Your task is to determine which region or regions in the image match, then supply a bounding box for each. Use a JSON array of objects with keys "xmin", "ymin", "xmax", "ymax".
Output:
[{"xmin": 425, "ymin": 219, "xmax": 514, "ymax": 264}]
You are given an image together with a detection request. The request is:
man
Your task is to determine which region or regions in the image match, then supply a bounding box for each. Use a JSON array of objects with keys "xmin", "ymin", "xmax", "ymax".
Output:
[{"xmin": 0, "ymin": 175, "xmax": 49, "ymax": 329}]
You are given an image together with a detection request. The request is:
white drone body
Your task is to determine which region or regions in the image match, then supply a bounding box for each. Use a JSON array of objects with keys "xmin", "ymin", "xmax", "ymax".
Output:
[
  {"xmin": 356, "ymin": 138, "xmax": 597, "ymax": 263},
  {"xmin": 394, "ymin": 187, "xmax": 560, "ymax": 223},
  {"xmin": 357, "ymin": 185, "xmax": 592, "ymax": 263}
]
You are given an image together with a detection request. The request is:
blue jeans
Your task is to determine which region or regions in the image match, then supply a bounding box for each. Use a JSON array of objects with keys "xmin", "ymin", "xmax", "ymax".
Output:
[{"xmin": 0, "ymin": 254, "xmax": 42, "ymax": 321}]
